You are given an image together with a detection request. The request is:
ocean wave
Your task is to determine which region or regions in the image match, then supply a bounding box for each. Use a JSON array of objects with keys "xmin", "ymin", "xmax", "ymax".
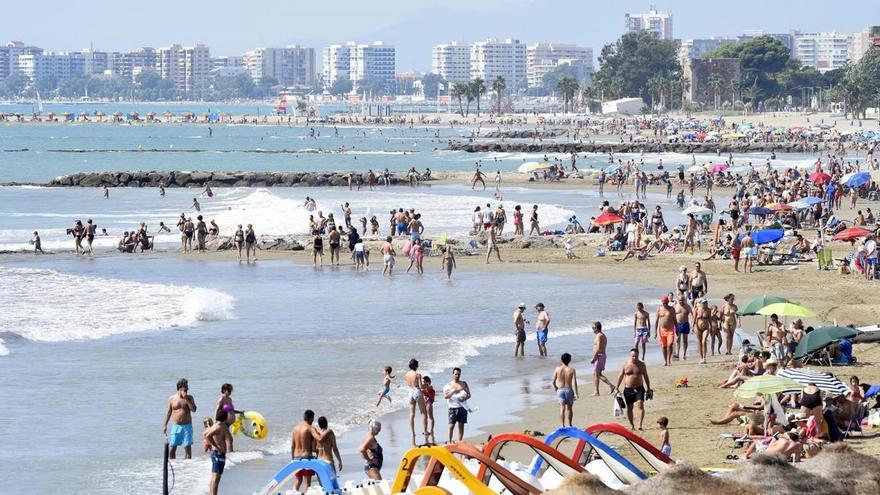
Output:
[{"xmin": 0, "ymin": 267, "xmax": 233, "ymax": 355}]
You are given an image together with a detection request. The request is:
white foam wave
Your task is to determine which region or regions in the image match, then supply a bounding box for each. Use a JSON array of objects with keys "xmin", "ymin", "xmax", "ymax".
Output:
[
  {"xmin": 0, "ymin": 338, "xmax": 8, "ymax": 356},
  {"xmin": 0, "ymin": 267, "xmax": 233, "ymax": 354}
]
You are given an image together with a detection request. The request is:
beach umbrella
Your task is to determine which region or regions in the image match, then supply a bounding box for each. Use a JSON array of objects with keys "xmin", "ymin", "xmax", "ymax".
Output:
[
  {"xmin": 756, "ymin": 302, "xmax": 816, "ymax": 318},
  {"xmin": 767, "ymin": 202, "xmax": 792, "ymax": 212},
  {"xmin": 799, "ymin": 196, "xmax": 824, "ymax": 206},
  {"xmin": 793, "ymin": 326, "xmax": 861, "ymax": 360},
  {"xmin": 739, "ymin": 228, "xmax": 783, "ymax": 245},
  {"xmin": 748, "ymin": 206, "xmax": 773, "ymax": 216},
  {"xmin": 594, "ymin": 213, "xmax": 625, "ymax": 226},
  {"xmin": 777, "ymin": 368, "xmax": 851, "ymax": 395},
  {"xmin": 734, "ymin": 374, "xmax": 803, "ymax": 398},
  {"xmin": 709, "ymin": 163, "xmax": 729, "ymax": 174},
  {"xmin": 832, "ymin": 227, "xmax": 872, "ymax": 242},
  {"xmin": 788, "ymin": 200, "xmax": 811, "ymax": 210},
  {"xmin": 603, "ymin": 163, "xmax": 620, "ymax": 174},
  {"xmin": 737, "ymin": 295, "xmax": 792, "ymax": 316},
  {"xmin": 687, "ymin": 164, "xmax": 705, "ymax": 173},
  {"xmin": 809, "ymin": 171, "xmax": 832, "ymax": 184},
  {"xmin": 843, "ymin": 171, "xmax": 871, "ymax": 188},
  {"xmin": 682, "ymin": 205, "xmax": 713, "ymax": 216},
  {"xmin": 517, "ymin": 161, "xmax": 550, "ymax": 173}
]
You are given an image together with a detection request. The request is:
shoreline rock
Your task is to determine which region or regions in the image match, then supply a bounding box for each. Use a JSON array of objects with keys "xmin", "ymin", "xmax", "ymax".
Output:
[
  {"xmin": 43, "ymin": 171, "xmax": 420, "ymax": 188},
  {"xmin": 447, "ymin": 141, "xmax": 818, "ymax": 154}
]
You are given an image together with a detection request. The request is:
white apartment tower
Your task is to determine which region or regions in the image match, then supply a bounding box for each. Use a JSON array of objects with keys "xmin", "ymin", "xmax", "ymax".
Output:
[
  {"xmin": 246, "ymin": 46, "xmax": 316, "ymax": 87},
  {"xmin": 322, "ymin": 43, "xmax": 352, "ymax": 88},
  {"xmin": 526, "ymin": 43, "xmax": 593, "ymax": 88},
  {"xmin": 349, "ymin": 41, "xmax": 395, "ymax": 92},
  {"xmin": 470, "ymin": 38, "xmax": 527, "ymax": 87},
  {"xmin": 792, "ymin": 32, "xmax": 851, "ymax": 72},
  {"xmin": 432, "ymin": 42, "xmax": 471, "ymax": 83},
  {"xmin": 156, "ymin": 44, "xmax": 211, "ymax": 95},
  {"xmin": 624, "ymin": 8, "xmax": 673, "ymax": 40}
]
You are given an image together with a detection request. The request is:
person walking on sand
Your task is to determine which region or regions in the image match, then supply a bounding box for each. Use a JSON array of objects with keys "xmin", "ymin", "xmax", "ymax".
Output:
[
  {"xmin": 553, "ymin": 353, "xmax": 579, "ymax": 427},
  {"xmin": 103, "ymin": 184, "xmax": 109, "ymax": 199},
  {"xmin": 32, "ymin": 231, "xmax": 43, "ymax": 254},
  {"xmin": 633, "ymin": 302, "xmax": 651, "ymax": 359},
  {"xmin": 381, "ymin": 236, "xmax": 396, "ymax": 276},
  {"xmin": 376, "ymin": 366, "xmax": 394, "ymax": 406},
  {"xmin": 404, "ymin": 359, "xmax": 428, "ymax": 446},
  {"xmin": 204, "ymin": 410, "xmax": 231, "ymax": 495},
  {"xmin": 471, "ymin": 166, "xmax": 486, "ymax": 190},
  {"xmin": 441, "ymin": 246, "xmax": 456, "ymax": 280},
  {"xmin": 720, "ymin": 294, "xmax": 739, "ymax": 355},
  {"xmin": 614, "ymin": 348, "xmax": 652, "ymax": 431},
  {"xmin": 591, "ymin": 322, "xmax": 615, "ymax": 396},
  {"xmin": 360, "ymin": 421, "xmax": 383, "ymax": 480},
  {"xmin": 654, "ymin": 296, "xmax": 676, "ymax": 366},
  {"xmin": 535, "ymin": 303, "xmax": 550, "ymax": 357},
  {"xmin": 233, "ymin": 225, "xmax": 245, "ymax": 262},
  {"xmin": 657, "ymin": 416, "xmax": 671, "ymax": 456},
  {"xmin": 443, "ymin": 367, "xmax": 472, "ymax": 443},
  {"xmin": 674, "ymin": 294, "xmax": 692, "ymax": 360},
  {"xmin": 163, "ymin": 378, "xmax": 197, "ymax": 459},
  {"xmin": 529, "ymin": 205, "xmax": 540, "ymax": 236},
  {"xmin": 485, "ymin": 224, "xmax": 502, "ymax": 264},
  {"xmin": 689, "ymin": 262, "xmax": 708, "ymax": 300},
  {"xmin": 513, "ymin": 303, "xmax": 529, "ymax": 357},
  {"xmin": 245, "ymin": 224, "xmax": 257, "ymax": 262}
]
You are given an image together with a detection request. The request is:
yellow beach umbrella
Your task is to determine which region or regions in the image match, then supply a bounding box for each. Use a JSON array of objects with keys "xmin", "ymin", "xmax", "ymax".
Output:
[
  {"xmin": 734, "ymin": 374, "xmax": 804, "ymax": 398},
  {"xmin": 756, "ymin": 302, "xmax": 816, "ymax": 318}
]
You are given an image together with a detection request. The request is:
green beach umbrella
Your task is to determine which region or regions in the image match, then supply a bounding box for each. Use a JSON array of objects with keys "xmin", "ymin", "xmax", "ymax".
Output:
[
  {"xmin": 793, "ymin": 326, "xmax": 861, "ymax": 359},
  {"xmin": 737, "ymin": 295, "xmax": 791, "ymax": 316},
  {"xmin": 756, "ymin": 302, "xmax": 816, "ymax": 318},
  {"xmin": 734, "ymin": 374, "xmax": 804, "ymax": 398}
]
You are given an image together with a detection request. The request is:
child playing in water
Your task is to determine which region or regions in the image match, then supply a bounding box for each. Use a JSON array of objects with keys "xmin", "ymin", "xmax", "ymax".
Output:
[
  {"xmin": 376, "ymin": 366, "xmax": 394, "ymax": 406},
  {"xmin": 421, "ymin": 376, "xmax": 436, "ymax": 444},
  {"xmin": 203, "ymin": 417, "xmax": 215, "ymax": 453},
  {"xmin": 657, "ymin": 416, "xmax": 671, "ymax": 456}
]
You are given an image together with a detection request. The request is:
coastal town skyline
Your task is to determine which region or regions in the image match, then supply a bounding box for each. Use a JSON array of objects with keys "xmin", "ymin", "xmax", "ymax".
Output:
[{"xmin": 3, "ymin": 0, "xmax": 876, "ymax": 72}]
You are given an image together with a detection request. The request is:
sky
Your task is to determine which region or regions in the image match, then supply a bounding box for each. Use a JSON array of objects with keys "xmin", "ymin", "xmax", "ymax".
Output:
[{"xmin": 4, "ymin": 0, "xmax": 878, "ymax": 71}]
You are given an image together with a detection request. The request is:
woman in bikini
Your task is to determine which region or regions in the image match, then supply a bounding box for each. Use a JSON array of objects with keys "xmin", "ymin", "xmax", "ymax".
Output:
[
  {"xmin": 694, "ymin": 299, "xmax": 711, "ymax": 364},
  {"xmin": 233, "ymin": 225, "xmax": 245, "ymax": 261}
]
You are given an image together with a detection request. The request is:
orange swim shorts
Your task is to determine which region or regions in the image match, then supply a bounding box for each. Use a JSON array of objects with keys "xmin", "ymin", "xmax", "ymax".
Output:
[{"xmin": 659, "ymin": 327, "xmax": 675, "ymax": 347}]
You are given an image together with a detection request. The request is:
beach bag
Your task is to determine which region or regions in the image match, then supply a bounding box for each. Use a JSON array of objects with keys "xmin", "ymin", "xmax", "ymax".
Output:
[{"xmin": 613, "ymin": 394, "xmax": 624, "ymax": 417}]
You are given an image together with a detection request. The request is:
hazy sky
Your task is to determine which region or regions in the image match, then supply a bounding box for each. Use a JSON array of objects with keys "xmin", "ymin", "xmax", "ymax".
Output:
[{"xmin": 5, "ymin": 0, "xmax": 877, "ymax": 71}]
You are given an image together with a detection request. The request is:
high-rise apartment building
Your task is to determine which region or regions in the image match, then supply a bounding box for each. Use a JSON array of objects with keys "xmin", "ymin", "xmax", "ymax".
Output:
[
  {"xmin": 432, "ymin": 41, "xmax": 471, "ymax": 83},
  {"xmin": 245, "ymin": 46, "xmax": 316, "ymax": 87},
  {"xmin": 470, "ymin": 38, "xmax": 527, "ymax": 87},
  {"xmin": 322, "ymin": 43, "xmax": 352, "ymax": 88},
  {"xmin": 0, "ymin": 41, "xmax": 43, "ymax": 82},
  {"xmin": 349, "ymin": 41, "xmax": 395, "ymax": 92},
  {"xmin": 678, "ymin": 38, "xmax": 734, "ymax": 64},
  {"xmin": 113, "ymin": 47, "xmax": 158, "ymax": 81},
  {"xmin": 624, "ymin": 8, "xmax": 673, "ymax": 40},
  {"xmin": 82, "ymin": 48, "xmax": 117, "ymax": 75},
  {"xmin": 792, "ymin": 32, "xmax": 851, "ymax": 72},
  {"xmin": 16, "ymin": 51, "xmax": 86, "ymax": 82},
  {"xmin": 526, "ymin": 43, "xmax": 592, "ymax": 88},
  {"xmin": 851, "ymin": 26, "xmax": 880, "ymax": 63},
  {"xmin": 156, "ymin": 43, "xmax": 211, "ymax": 95}
]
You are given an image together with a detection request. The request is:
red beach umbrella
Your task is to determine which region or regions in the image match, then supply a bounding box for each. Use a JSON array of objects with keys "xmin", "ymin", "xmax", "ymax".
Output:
[
  {"xmin": 767, "ymin": 202, "xmax": 792, "ymax": 212},
  {"xmin": 594, "ymin": 213, "xmax": 625, "ymax": 226},
  {"xmin": 809, "ymin": 171, "xmax": 831, "ymax": 184},
  {"xmin": 832, "ymin": 227, "xmax": 872, "ymax": 242}
]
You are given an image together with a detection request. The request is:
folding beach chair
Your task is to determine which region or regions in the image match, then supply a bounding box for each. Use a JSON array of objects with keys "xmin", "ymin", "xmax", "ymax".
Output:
[
  {"xmin": 817, "ymin": 248, "xmax": 833, "ymax": 270},
  {"xmin": 431, "ymin": 232, "xmax": 448, "ymax": 256}
]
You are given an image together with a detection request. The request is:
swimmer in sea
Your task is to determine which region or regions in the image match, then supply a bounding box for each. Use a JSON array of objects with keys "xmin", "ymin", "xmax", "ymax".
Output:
[
  {"xmin": 441, "ymin": 246, "xmax": 456, "ymax": 280},
  {"xmin": 404, "ymin": 358, "xmax": 428, "ymax": 446},
  {"xmin": 376, "ymin": 366, "xmax": 394, "ymax": 406},
  {"xmin": 192, "ymin": 198, "xmax": 201, "ymax": 212},
  {"xmin": 215, "ymin": 383, "xmax": 242, "ymax": 452}
]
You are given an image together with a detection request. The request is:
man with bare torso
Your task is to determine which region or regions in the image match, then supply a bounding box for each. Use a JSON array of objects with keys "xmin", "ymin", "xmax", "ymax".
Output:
[
  {"xmin": 204, "ymin": 410, "xmax": 231, "ymax": 495},
  {"xmin": 633, "ymin": 302, "xmax": 651, "ymax": 358},
  {"xmin": 553, "ymin": 353, "xmax": 579, "ymax": 427},
  {"xmin": 404, "ymin": 359, "xmax": 428, "ymax": 446},
  {"xmin": 674, "ymin": 294, "xmax": 692, "ymax": 360},
  {"xmin": 689, "ymin": 262, "xmax": 708, "ymax": 299},
  {"xmin": 290, "ymin": 409, "xmax": 328, "ymax": 491},
  {"xmin": 381, "ymin": 236, "xmax": 396, "ymax": 276},
  {"xmin": 163, "ymin": 378, "xmax": 197, "ymax": 459},
  {"xmin": 654, "ymin": 296, "xmax": 676, "ymax": 366},
  {"xmin": 766, "ymin": 314, "xmax": 787, "ymax": 362},
  {"xmin": 535, "ymin": 303, "xmax": 550, "ymax": 357},
  {"xmin": 684, "ymin": 213, "xmax": 698, "ymax": 255},
  {"xmin": 591, "ymin": 322, "xmax": 615, "ymax": 396},
  {"xmin": 513, "ymin": 303, "xmax": 528, "ymax": 357},
  {"xmin": 614, "ymin": 348, "xmax": 652, "ymax": 430},
  {"xmin": 316, "ymin": 416, "xmax": 343, "ymax": 473}
]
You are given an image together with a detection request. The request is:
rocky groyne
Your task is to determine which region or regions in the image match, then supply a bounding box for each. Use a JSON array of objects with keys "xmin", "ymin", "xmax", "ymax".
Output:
[
  {"xmin": 46, "ymin": 171, "xmax": 413, "ymax": 188},
  {"xmin": 448, "ymin": 141, "xmax": 816, "ymax": 154},
  {"xmin": 483, "ymin": 129, "xmax": 569, "ymax": 139}
]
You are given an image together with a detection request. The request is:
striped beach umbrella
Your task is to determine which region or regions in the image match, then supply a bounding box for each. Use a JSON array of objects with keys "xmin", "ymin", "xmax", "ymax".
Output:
[
  {"xmin": 594, "ymin": 213, "xmax": 625, "ymax": 226},
  {"xmin": 777, "ymin": 368, "xmax": 850, "ymax": 396}
]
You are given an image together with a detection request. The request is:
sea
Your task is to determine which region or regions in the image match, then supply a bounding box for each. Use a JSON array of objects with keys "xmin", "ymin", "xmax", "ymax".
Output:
[{"xmin": 0, "ymin": 115, "xmax": 815, "ymax": 494}]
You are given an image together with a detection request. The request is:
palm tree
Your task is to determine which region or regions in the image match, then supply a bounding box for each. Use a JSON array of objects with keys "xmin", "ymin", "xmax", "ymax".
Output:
[
  {"xmin": 647, "ymin": 75, "xmax": 665, "ymax": 112},
  {"xmin": 451, "ymin": 82, "xmax": 468, "ymax": 116},
  {"xmin": 557, "ymin": 77, "xmax": 579, "ymax": 113},
  {"xmin": 729, "ymin": 79, "xmax": 740, "ymax": 109},
  {"xmin": 492, "ymin": 76, "xmax": 506, "ymax": 114},
  {"xmin": 744, "ymin": 81, "xmax": 762, "ymax": 113},
  {"xmin": 707, "ymin": 74, "xmax": 724, "ymax": 111},
  {"xmin": 470, "ymin": 78, "xmax": 486, "ymax": 116}
]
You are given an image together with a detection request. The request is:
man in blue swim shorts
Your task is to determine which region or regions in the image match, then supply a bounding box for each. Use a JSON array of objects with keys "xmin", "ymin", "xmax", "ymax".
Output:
[
  {"xmin": 204, "ymin": 410, "xmax": 231, "ymax": 495},
  {"xmin": 674, "ymin": 295, "xmax": 692, "ymax": 360},
  {"xmin": 163, "ymin": 378, "xmax": 197, "ymax": 459},
  {"xmin": 552, "ymin": 353, "xmax": 578, "ymax": 427},
  {"xmin": 535, "ymin": 302, "xmax": 550, "ymax": 357}
]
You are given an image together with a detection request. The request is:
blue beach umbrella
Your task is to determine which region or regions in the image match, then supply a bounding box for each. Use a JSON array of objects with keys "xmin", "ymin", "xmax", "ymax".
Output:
[
  {"xmin": 749, "ymin": 206, "xmax": 773, "ymax": 216},
  {"xmin": 800, "ymin": 196, "xmax": 824, "ymax": 206},
  {"xmin": 844, "ymin": 172, "xmax": 871, "ymax": 188},
  {"xmin": 739, "ymin": 229, "xmax": 784, "ymax": 245},
  {"xmin": 604, "ymin": 163, "xmax": 621, "ymax": 174}
]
